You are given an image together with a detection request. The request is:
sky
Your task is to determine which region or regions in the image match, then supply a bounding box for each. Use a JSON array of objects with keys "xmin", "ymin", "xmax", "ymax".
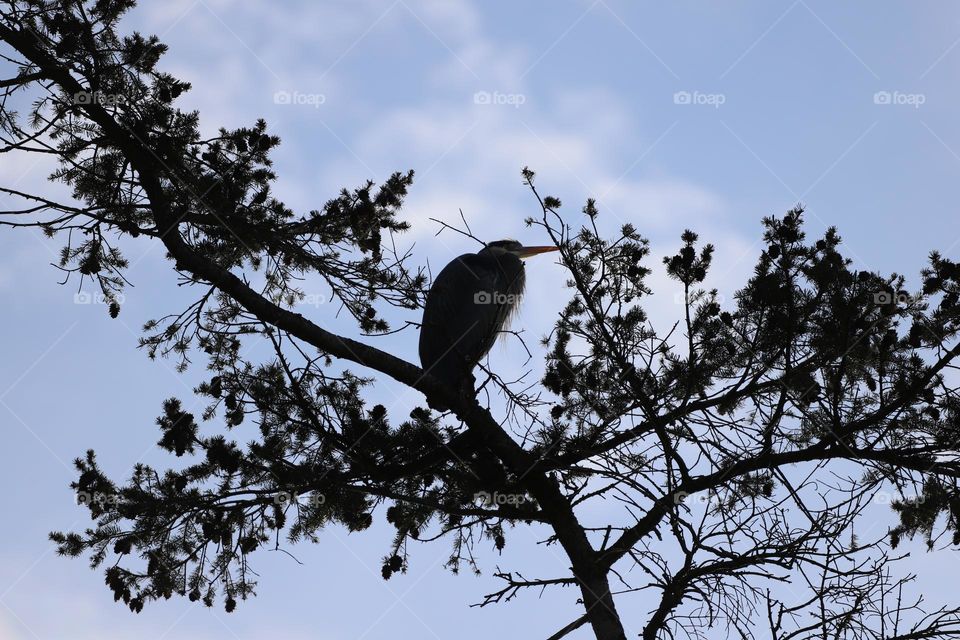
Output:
[{"xmin": 2, "ymin": 1, "xmax": 960, "ymax": 638}]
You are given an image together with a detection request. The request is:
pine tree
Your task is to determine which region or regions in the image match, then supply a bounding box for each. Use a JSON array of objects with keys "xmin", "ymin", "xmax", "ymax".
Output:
[{"xmin": 3, "ymin": 3, "xmax": 960, "ymax": 638}]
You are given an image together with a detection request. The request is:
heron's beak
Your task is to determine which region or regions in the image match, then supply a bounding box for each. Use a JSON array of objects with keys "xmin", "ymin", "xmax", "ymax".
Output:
[{"xmin": 515, "ymin": 245, "xmax": 559, "ymax": 259}]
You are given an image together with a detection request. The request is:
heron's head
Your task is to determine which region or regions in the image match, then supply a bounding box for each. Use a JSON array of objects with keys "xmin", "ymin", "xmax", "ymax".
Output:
[{"xmin": 480, "ymin": 239, "xmax": 559, "ymax": 260}]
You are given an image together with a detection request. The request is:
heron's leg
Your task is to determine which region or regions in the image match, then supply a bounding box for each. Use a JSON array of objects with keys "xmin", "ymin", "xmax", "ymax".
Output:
[
  {"xmin": 425, "ymin": 371, "xmax": 474, "ymax": 413},
  {"xmin": 456, "ymin": 371, "xmax": 477, "ymax": 402}
]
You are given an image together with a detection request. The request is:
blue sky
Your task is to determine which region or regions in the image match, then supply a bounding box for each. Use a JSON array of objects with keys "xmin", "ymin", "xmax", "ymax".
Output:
[{"xmin": 2, "ymin": 1, "xmax": 960, "ymax": 638}]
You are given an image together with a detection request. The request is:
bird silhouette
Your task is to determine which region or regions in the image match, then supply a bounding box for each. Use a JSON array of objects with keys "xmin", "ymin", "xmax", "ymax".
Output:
[{"xmin": 419, "ymin": 239, "xmax": 558, "ymax": 410}]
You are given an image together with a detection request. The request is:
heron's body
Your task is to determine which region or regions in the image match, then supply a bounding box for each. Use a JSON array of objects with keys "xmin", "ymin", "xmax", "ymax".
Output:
[{"xmin": 419, "ymin": 240, "xmax": 557, "ymax": 408}]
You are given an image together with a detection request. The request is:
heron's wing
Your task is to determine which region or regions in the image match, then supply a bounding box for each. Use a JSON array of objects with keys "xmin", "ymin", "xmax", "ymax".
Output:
[
  {"xmin": 457, "ymin": 253, "xmax": 520, "ymax": 361},
  {"xmin": 419, "ymin": 254, "xmax": 508, "ymax": 380}
]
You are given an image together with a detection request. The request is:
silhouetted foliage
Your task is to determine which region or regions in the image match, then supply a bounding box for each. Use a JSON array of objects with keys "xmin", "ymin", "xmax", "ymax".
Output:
[{"xmin": 4, "ymin": 2, "xmax": 960, "ymax": 639}]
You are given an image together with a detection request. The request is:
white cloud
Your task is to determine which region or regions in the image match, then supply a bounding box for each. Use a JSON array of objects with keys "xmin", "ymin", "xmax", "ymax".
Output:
[{"xmin": 597, "ymin": 177, "xmax": 726, "ymax": 231}]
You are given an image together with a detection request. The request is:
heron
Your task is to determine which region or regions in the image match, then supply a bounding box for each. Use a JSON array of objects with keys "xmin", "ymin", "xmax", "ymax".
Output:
[{"xmin": 419, "ymin": 239, "xmax": 559, "ymax": 409}]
